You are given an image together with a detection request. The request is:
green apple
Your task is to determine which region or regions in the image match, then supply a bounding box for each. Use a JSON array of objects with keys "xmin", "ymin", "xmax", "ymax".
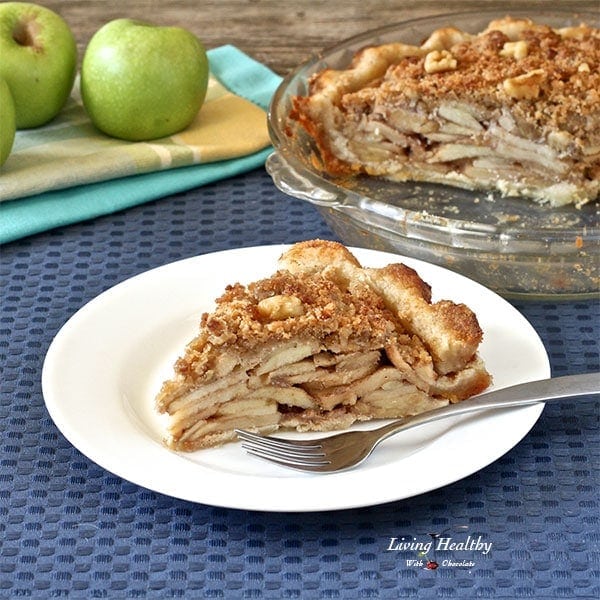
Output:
[
  {"xmin": 81, "ymin": 19, "xmax": 209, "ymax": 141},
  {"xmin": 0, "ymin": 2, "xmax": 77, "ymax": 129},
  {"xmin": 0, "ymin": 79, "xmax": 16, "ymax": 166}
]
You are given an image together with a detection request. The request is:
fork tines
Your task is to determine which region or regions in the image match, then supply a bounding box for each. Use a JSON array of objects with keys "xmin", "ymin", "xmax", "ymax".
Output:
[{"xmin": 234, "ymin": 429, "xmax": 331, "ymax": 469}]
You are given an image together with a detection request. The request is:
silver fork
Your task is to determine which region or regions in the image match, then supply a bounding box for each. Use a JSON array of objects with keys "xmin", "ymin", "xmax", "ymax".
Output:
[{"xmin": 235, "ymin": 372, "xmax": 599, "ymax": 473}]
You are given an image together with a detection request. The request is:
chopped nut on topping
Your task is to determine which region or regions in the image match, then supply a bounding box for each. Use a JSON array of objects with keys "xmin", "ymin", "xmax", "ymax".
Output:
[
  {"xmin": 500, "ymin": 40, "xmax": 529, "ymax": 60},
  {"xmin": 557, "ymin": 25, "xmax": 590, "ymax": 40},
  {"xmin": 502, "ymin": 69, "xmax": 546, "ymax": 99},
  {"xmin": 424, "ymin": 50, "xmax": 457, "ymax": 74},
  {"xmin": 257, "ymin": 294, "xmax": 304, "ymax": 320},
  {"xmin": 421, "ymin": 27, "xmax": 473, "ymax": 52},
  {"xmin": 578, "ymin": 62, "xmax": 591, "ymax": 72}
]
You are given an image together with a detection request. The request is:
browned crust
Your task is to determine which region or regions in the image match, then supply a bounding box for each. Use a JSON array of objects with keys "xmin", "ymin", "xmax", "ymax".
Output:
[
  {"xmin": 375, "ymin": 263, "xmax": 432, "ymax": 304},
  {"xmin": 290, "ymin": 98, "xmax": 358, "ymax": 175},
  {"xmin": 278, "ymin": 238, "xmax": 362, "ymax": 273}
]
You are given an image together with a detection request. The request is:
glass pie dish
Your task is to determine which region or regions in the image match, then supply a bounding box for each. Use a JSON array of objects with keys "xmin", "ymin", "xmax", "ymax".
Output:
[{"xmin": 266, "ymin": 9, "xmax": 599, "ymax": 300}]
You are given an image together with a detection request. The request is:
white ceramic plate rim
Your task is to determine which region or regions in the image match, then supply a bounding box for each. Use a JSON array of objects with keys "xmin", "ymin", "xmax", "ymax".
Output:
[{"xmin": 42, "ymin": 245, "xmax": 550, "ymax": 512}]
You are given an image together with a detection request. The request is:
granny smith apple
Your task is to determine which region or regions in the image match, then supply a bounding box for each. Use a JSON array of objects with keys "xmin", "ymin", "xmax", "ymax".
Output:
[
  {"xmin": 0, "ymin": 79, "xmax": 16, "ymax": 166},
  {"xmin": 81, "ymin": 19, "xmax": 209, "ymax": 141},
  {"xmin": 0, "ymin": 2, "xmax": 77, "ymax": 129}
]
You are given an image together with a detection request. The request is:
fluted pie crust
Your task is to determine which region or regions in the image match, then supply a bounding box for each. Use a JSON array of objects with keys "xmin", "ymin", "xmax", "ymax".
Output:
[
  {"xmin": 290, "ymin": 17, "xmax": 599, "ymax": 207},
  {"xmin": 155, "ymin": 241, "xmax": 491, "ymax": 451}
]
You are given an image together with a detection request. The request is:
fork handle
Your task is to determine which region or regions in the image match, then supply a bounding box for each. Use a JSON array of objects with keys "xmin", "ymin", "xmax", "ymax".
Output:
[{"xmin": 375, "ymin": 372, "xmax": 599, "ymax": 443}]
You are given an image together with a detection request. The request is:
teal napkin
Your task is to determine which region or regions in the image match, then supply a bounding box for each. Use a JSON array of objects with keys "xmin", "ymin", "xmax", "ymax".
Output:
[{"xmin": 0, "ymin": 45, "xmax": 282, "ymax": 244}]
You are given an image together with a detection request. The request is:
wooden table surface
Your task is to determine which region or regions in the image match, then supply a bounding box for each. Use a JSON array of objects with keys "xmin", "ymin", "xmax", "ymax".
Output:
[{"xmin": 44, "ymin": 0, "xmax": 598, "ymax": 75}]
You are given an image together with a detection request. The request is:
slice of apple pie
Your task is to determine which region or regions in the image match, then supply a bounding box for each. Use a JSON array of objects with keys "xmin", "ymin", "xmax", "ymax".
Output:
[
  {"xmin": 291, "ymin": 17, "xmax": 599, "ymax": 206},
  {"xmin": 155, "ymin": 240, "xmax": 491, "ymax": 451}
]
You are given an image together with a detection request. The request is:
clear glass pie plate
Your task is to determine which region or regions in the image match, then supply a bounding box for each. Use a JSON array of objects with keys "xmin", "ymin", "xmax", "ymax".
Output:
[{"xmin": 266, "ymin": 9, "xmax": 599, "ymax": 300}]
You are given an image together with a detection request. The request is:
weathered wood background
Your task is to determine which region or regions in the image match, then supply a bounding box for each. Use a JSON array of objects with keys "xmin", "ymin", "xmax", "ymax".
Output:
[{"xmin": 44, "ymin": 1, "xmax": 598, "ymax": 74}]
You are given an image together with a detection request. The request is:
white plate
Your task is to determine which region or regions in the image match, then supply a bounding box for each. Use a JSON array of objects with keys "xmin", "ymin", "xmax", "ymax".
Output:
[{"xmin": 42, "ymin": 245, "xmax": 550, "ymax": 512}]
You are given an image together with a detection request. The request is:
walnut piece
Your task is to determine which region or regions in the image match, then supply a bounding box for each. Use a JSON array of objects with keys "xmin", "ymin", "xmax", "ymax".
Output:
[
  {"xmin": 257, "ymin": 295, "xmax": 304, "ymax": 320},
  {"xmin": 557, "ymin": 25, "xmax": 590, "ymax": 40},
  {"xmin": 500, "ymin": 40, "xmax": 529, "ymax": 60},
  {"xmin": 502, "ymin": 69, "xmax": 545, "ymax": 99},
  {"xmin": 424, "ymin": 50, "xmax": 457, "ymax": 74}
]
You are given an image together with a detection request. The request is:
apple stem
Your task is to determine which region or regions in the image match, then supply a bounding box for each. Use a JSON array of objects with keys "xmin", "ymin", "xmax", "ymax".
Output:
[{"xmin": 13, "ymin": 19, "xmax": 43, "ymax": 51}]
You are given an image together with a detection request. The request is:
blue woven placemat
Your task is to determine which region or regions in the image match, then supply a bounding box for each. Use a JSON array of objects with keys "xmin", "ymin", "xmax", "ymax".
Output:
[{"xmin": 1, "ymin": 167, "xmax": 598, "ymax": 599}]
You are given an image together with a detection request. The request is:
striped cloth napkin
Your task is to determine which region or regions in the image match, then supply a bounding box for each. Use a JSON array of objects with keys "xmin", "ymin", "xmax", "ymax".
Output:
[{"xmin": 0, "ymin": 45, "xmax": 282, "ymax": 243}]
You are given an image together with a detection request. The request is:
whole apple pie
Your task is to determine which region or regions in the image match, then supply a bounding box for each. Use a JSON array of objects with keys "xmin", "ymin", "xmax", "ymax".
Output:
[
  {"xmin": 290, "ymin": 17, "xmax": 600, "ymax": 207},
  {"xmin": 155, "ymin": 240, "xmax": 491, "ymax": 451}
]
